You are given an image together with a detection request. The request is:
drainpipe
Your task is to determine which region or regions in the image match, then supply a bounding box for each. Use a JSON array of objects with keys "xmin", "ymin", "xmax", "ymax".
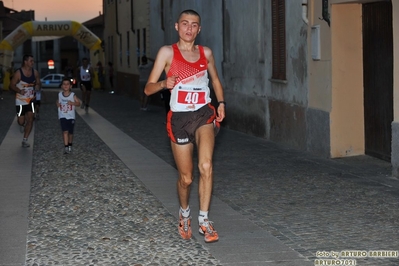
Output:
[
  {"xmin": 115, "ymin": 1, "xmax": 121, "ymax": 36},
  {"xmin": 302, "ymin": 0, "xmax": 308, "ymax": 25},
  {"xmin": 131, "ymin": 0, "xmax": 135, "ymax": 33}
]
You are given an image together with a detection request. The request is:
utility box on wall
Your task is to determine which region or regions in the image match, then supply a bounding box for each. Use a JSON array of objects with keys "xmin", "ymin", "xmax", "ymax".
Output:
[{"xmin": 311, "ymin": 25, "xmax": 321, "ymax": 60}]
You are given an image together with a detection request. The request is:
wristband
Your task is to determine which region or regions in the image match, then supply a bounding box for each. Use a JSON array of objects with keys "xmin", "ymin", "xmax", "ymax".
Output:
[{"xmin": 218, "ymin": 101, "xmax": 226, "ymax": 107}]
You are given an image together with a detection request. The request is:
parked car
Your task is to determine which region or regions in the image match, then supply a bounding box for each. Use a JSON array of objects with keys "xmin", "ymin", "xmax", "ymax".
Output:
[{"xmin": 40, "ymin": 73, "xmax": 77, "ymax": 88}]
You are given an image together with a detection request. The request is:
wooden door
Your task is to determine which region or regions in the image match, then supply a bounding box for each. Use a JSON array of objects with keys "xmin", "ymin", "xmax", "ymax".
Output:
[{"xmin": 363, "ymin": 1, "xmax": 393, "ymax": 161}]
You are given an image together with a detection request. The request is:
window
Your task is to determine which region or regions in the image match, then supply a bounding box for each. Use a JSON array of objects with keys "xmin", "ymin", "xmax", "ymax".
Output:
[
  {"xmin": 108, "ymin": 35, "xmax": 114, "ymax": 64},
  {"xmin": 271, "ymin": 0, "xmax": 286, "ymax": 80},
  {"xmin": 119, "ymin": 34, "xmax": 122, "ymax": 66},
  {"xmin": 137, "ymin": 29, "xmax": 140, "ymax": 66},
  {"xmin": 126, "ymin": 31, "xmax": 130, "ymax": 67},
  {"xmin": 161, "ymin": 0, "xmax": 165, "ymax": 31},
  {"xmin": 142, "ymin": 28, "xmax": 146, "ymax": 56}
]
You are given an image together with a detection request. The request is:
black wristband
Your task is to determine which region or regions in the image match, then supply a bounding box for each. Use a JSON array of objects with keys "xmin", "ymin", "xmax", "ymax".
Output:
[{"xmin": 218, "ymin": 101, "xmax": 226, "ymax": 107}]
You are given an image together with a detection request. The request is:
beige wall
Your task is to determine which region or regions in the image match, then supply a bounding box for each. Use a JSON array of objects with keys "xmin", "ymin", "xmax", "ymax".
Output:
[
  {"xmin": 308, "ymin": 1, "xmax": 365, "ymax": 157},
  {"xmin": 330, "ymin": 4, "xmax": 364, "ymax": 157},
  {"xmin": 308, "ymin": 0, "xmax": 332, "ymax": 112}
]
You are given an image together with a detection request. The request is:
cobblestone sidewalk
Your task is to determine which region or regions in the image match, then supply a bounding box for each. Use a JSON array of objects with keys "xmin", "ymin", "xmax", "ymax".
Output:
[
  {"xmin": 90, "ymin": 90, "xmax": 399, "ymax": 266},
  {"xmin": 25, "ymin": 92, "xmax": 221, "ymax": 265}
]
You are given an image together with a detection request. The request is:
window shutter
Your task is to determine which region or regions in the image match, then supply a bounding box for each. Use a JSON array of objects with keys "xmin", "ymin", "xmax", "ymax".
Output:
[{"xmin": 272, "ymin": 0, "xmax": 286, "ymax": 80}]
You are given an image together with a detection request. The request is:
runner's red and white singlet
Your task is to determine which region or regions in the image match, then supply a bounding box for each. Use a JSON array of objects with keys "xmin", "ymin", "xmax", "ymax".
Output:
[{"xmin": 167, "ymin": 43, "xmax": 211, "ymax": 112}]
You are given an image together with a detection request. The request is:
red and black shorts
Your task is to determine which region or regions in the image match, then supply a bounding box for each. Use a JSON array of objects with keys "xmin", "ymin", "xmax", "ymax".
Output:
[{"xmin": 167, "ymin": 103, "xmax": 220, "ymax": 145}]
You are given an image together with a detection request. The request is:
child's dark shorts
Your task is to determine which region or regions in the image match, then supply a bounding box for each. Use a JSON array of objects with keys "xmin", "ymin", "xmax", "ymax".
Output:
[
  {"xmin": 60, "ymin": 118, "xmax": 75, "ymax": 134},
  {"xmin": 166, "ymin": 103, "xmax": 220, "ymax": 145}
]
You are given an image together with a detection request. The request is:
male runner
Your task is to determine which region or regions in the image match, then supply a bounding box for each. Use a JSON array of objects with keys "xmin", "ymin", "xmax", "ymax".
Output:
[
  {"xmin": 145, "ymin": 9, "xmax": 226, "ymax": 243},
  {"xmin": 77, "ymin": 57, "xmax": 94, "ymax": 110},
  {"xmin": 10, "ymin": 54, "xmax": 41, "ymax": 148}
]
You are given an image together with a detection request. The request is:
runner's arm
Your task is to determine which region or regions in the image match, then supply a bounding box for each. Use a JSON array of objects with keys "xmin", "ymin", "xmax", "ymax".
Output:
[
  {"xmin": 90, "ymin": 67, "xmax": 95, "ymax": 82},
  {"xmin": 144, "ymin": 46, "xmax": 174, "ymax": 96},
  {"xmin": 9, "ymin": 70, "xmax": 22, "ymax": 94},
  {"xmin": 205, "ymin": 47, "xmax": 225, "ymax": 122},
  {"xmin": 76, "ymin": 67, "xmax": 81, "ymax": 83},
  {"xmin": 34, "ymin": 69, "xmax": 41, "ymax": 90},
  {"xmin": 73, "ymin": 94, "xmax": 81, "ymax": 106}
]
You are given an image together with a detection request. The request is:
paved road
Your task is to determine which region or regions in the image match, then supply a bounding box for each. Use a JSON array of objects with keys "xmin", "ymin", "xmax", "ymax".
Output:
[{"xmin": 0, "ymin": 89, "xmax": 398, "ymax": 265}]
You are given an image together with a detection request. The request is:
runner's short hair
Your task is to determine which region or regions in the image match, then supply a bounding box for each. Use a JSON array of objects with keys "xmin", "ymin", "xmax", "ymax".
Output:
[
  {"xmin": 62, "ymin": 77, "xmax": 72, "ymax": 84},
  {"xmin": 177, "ymin": 9, "xmax": 201, "ymax": 24},
  {"xmin": 23, "ymin": 54, "xmax": 33, "ymax": 63}
]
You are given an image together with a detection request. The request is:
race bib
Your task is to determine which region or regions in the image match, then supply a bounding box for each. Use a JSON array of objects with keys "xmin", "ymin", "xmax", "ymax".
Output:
[
  {"xmin": 60, "ymin": 103, "xmax": 73, "ymax": 113},
  {"xmin": 177, "ymin": 90, "xmax": 206, "ymax": 105},
  {"xmin": 170, "ymin": 84, "xmax": 211, "ymax": 112},
  {"xmin": 25, "ymin": 89, "xmax": 35, "ymax": 97}
]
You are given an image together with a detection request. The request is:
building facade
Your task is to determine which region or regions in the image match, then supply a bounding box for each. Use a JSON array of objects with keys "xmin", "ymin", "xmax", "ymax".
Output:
[
  {"xmin": 103, "ymin": 0, "xmax": 143, "ymax": 98},
  {"xmin": 103, "ymin": 0, "xmax": 399, "ymax": 177}
]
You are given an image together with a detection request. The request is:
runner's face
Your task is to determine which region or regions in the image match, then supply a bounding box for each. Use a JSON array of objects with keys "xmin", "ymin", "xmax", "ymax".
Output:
[
  {"xmin": 175, "ymin": 14, "xmax": 201, "ymax": 41},
  {"xmin": 25, "ymin": 57, "xmax": 34, "ymax": 68},
  {"xmin": 61, "ymin": 81, "xmax": 71, "ymax": 91}
]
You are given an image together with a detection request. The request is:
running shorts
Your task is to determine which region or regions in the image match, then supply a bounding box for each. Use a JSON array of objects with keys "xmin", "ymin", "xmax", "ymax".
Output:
[
  {"xmin": 167, "ymin": 103, "xmax": 220, "ymax": 145},
  {"xmin": 16, "ymin": 102, "xmax": 35, "ymax": 117},
  {"xmin": 80, "ymin": 81, "xmax": 92, "ymax": 91},
  {"xmin": 60, "ymin": 118, "xmax": 75, "ymax": 134}
]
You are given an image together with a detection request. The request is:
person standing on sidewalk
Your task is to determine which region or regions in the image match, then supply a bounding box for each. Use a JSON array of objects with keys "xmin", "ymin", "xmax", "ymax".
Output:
[
  {"xmin": 9, "ymin": 54, "xmax": 41, "ymax": 148},
  {"xmin": 56, "ymin": 78, "xmax": 80, "ymax": 154},
  {"xmin": 145, "ymin": 9, "xmax": 226, "ymax": 243},
  {"xmin": 96, "ymin": 61, "xmax": 105, "ymax": 91},
  {"xmin": 77, "ymin": 58, "xmax": 94, "ymax": 111}
]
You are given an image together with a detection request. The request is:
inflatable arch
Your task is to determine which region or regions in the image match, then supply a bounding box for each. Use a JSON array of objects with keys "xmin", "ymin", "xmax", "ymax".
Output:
[{"xmin": 0, "ymin": 20, "xmax": 102, "ymax": 90}]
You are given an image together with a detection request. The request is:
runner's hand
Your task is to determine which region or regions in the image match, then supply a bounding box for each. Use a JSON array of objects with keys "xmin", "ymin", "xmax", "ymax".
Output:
[
  {"xmin": 216, "ymin": 105, "xmax": 225, "ymax": 122},
  {"xmin": 165, "ymin": 75, "xmax": 178, "ymax": 89}
]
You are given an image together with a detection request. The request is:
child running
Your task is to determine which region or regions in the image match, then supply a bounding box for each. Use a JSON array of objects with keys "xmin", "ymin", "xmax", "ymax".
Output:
[{"xmin": 56, "ymin": 78, "xmax": 80, "ymax": 154}]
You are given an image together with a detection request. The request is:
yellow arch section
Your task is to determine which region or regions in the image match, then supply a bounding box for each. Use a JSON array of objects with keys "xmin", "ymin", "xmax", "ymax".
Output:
[{"xmin": 0, "ymin": 20, "xmax": 102, "ymax": 90}]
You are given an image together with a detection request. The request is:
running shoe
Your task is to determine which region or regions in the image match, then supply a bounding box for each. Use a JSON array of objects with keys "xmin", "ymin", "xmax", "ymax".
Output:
[
  {"xmin": 199, "ymin": 220, "xmax": 219, "ymax": 243},
  {"xmin": 22, "ymin": 141, "xmax": 30, "ymax": 148},
  {"xmin": 68, "ymin": 146, "xmax": 72, "ymax": 153},
  {"xmin": 64, "ymin": 147, "xmax": 70, "ymax": 154},
  {"xmin": 178, "ymin": 214, "xmax": 192, "ymax": 240}
]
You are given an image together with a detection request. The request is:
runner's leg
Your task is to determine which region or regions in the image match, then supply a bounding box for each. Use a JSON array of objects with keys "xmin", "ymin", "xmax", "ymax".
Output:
[
  {"xmin": 195, "ymin": 123, "xmax": 215, "ymax": 212},
  {"xmin": 171, "ymin": 141, "xmax": 194, "ymax": 209}
]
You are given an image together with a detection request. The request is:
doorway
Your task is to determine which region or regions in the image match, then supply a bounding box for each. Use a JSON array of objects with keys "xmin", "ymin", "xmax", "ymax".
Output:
[{"xmin": 363, "ymin": 1, "xmax": 393, "ymax": 161}]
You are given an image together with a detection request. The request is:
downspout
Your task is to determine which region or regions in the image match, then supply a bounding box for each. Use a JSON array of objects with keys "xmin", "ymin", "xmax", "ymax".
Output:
[
  {"xmin": 115, "ymin": 1, "xmax": 121, "ymax": 36},
  {"xmin": 302, "ymin": 0, "xmax": 308, "ymax": 24},
  {"xmin": 131, "ymin": 0, "xmax": 135, "ymax": 33}
]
